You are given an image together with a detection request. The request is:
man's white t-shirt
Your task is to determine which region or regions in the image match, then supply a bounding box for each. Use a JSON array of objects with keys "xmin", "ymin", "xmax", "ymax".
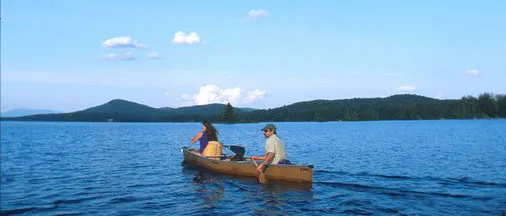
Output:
[{"xmin": 265, "ymin": 134, "xmax": 287, "ymax": 164}]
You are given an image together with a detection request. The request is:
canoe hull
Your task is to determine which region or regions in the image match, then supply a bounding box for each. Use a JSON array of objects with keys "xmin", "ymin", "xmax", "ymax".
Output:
[{"xmin": 182, "ymin": 147, "xmax": 313, "ymax": 183}]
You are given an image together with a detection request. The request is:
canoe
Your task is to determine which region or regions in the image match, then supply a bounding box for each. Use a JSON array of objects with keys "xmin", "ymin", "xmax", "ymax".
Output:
[{"xmin": 181, "ymin": 147, "xmax": 313, "ymax": 183}]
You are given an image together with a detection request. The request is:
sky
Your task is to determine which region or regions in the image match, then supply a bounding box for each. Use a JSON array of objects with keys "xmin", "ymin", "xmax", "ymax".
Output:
[{"xmin": 1, "ymin": 0, "xmax": 505, "ymax": 112}]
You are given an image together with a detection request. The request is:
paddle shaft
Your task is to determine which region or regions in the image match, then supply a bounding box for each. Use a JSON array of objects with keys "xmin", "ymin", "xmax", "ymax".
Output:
[
  {"xmin": 251, "ymin": 159, "xmax": 260, "ymax": 169},
  {"xmin": 251, "ymin": 159, "xmax": 268, "ymax": 184}
]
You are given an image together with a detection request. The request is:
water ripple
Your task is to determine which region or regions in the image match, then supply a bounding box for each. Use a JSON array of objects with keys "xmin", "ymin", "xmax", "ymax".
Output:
[
  {"xmin": 1, "ymin": 121, "xmax": 505, "ymax": 215},
  {"xmin": 316, "ymin": 181, "xmax": 493, "ymax": 200}
]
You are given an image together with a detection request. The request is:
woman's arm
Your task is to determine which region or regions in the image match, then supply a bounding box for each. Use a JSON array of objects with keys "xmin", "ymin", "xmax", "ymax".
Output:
[{"xmin": 191, "ymin": 132, "xmax": 203, "ymax": 144}]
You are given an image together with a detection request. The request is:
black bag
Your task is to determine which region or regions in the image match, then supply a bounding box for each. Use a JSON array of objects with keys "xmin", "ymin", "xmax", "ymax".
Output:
[{"xmin": 229, "ymin": 153, "xmax": 245, "ymax": 161}]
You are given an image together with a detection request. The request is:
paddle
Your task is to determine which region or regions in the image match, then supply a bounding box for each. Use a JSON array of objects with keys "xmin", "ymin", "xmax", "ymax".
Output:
[
  {"xmin": 251, "ymin": 159, "xmax": 268, "ymax": 184},
  {"xmin": 222, "ymin": 144, "xmax": 245, "ymax": 156}
]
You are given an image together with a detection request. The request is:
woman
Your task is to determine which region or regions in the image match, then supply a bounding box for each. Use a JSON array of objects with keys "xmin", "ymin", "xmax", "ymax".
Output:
[{"xmin": 190, "ymin": 121, "xmax": 223, "ymax": 159}]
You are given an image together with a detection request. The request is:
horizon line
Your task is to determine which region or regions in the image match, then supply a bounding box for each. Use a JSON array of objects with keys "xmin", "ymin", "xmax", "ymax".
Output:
[{"xmin": 3, "ymin": 92, "xmax": 502, "ymax": 114}]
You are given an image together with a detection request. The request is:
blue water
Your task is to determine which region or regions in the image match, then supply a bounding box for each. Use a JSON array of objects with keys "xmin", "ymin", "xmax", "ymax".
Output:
[{"xmin": 1, "ymin": 120, "xmax": 505, "ymax": 215}]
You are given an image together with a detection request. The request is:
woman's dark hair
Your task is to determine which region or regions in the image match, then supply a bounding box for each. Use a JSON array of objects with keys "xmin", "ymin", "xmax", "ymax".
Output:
[{"xmin": 203, "ymin": 120, "xmax": 219, "ymax": 141}]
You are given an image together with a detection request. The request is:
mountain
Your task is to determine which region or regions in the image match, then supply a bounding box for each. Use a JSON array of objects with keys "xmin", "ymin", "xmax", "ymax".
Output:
[
  {"xmin": 0, "ymin": 100, "xmax": 168, "ymax": 122},
  {"xmin": 82, "ymin": 99, "xmax": 166, "ymax": 116},
  {"xmin": 0, "ymin": 99, "xmax": 258, "ymax": 122},
  {"xmin": 0, "ymin": 99, "xmax": 168, "ymax": 120},
  {"xmin": 1, "ymin": 109, "xmax": 60, "ymax": 117},
  {"xmin": 244, "ymin": 94, "xmax": 469, "ymax": 121},
  {"xmin": 1, "ymin": 93, "xmax": 503, "ymax": 122},
  {"xmin": 159, "ymin": 107, "xmax": 175, "ymax": 111}
]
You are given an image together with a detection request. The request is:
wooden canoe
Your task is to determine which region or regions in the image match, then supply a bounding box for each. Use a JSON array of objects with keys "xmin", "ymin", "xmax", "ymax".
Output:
[{"xmin": 182, "ymin": 147, "xmax": 313, "ymax": 183}]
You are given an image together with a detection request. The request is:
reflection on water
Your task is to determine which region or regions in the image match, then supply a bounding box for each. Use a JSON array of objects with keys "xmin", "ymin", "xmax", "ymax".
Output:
[
  {"xmin": 191, "ymin": 170, "xmax": 225, "ymax": 208},
  {"xmin": 254, "ymin": 182, "xmax": 315, "ymax": 215},
  {"xmin": 181, "ymin": 164, "xmax": 315, "ymax": 215}
]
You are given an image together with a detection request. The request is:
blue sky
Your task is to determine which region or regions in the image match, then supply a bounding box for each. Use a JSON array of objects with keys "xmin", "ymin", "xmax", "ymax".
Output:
[{"xmin": 2, "ymin": 0, "xmax": 505, "ymax": 112}]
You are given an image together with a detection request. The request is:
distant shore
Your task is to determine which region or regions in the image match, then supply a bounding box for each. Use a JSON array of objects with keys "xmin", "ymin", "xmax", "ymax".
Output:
[{"xmin": 1, "ymin": 93, "xmax": 504, "ymax": 123}]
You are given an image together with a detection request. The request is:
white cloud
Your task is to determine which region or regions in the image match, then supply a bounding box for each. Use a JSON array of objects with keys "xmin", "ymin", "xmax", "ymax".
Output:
[
  {"xmin": 195, "ymin": 85, "xmax": 240, "ymax": 105},
  {"xmin": 102, "ymin": 52, "xmax": 136, "ymax": 61},
  {"xmin": 102, "ymin": 37, "xmax": 146, "ymax": 48},
  {"xmin": 248, "ymin": 9, "xmax": 269, "ymax": 19},
  {"xmin": 147, "ymin": 52, "xmax": 161, "ymax": 59},
  {"xmin": 462, "ymin": 69, "xmax": 480, "ymax": 76},
  {"xmin": 181, "ymin": 84, "xmax": 266, "ymax": 105},
  {"xmin": 243, "ymin": 89, "xmax": 266, "ymax": 103},
  {"xmin": 397, "ymin": 86, "xmax": 416, "ymax": 91},
  {"xmin": 172, "ymin": 31, "xmax": 201, "ymax": 45}
]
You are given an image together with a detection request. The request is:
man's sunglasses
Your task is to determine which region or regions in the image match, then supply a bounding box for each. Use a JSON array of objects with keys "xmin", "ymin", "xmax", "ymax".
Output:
[{"xmin": 263, "ymin": 130, "xmax": 271, "ymax": 133}]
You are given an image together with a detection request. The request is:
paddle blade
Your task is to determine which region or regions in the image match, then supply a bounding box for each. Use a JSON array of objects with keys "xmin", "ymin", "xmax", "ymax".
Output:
[
  {"xmin": 259, "ymin": 173, "xmax": 268, "ymax": 184},
  {"xmin": 227, "ymin": 145, "xmax": 245, "ymax": 156},
  {"xmin": 251, "ymin": 159, "xmax": 268, "ymax": 184}
]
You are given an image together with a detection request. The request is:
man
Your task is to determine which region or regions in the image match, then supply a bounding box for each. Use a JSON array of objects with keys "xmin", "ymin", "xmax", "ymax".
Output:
[{"xmin": 251, "ymin": 123, "xmax": 290, "ymax": 173}]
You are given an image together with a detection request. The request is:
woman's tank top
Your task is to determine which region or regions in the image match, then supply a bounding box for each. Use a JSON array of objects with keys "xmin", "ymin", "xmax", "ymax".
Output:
[{"xmin": 198, "ymin": 132, "xmax": 208, "ymax": 153}]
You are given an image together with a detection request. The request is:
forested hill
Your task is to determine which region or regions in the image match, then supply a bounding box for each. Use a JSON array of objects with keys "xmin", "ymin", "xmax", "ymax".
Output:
[
  {"xmin": 241, "ymin": 93, "xmax": 506, "ymax": 122},
  {"xmin": 1, "ymin": 93, "xmax": 504, "ymax": 122},
  {"xmin": 0, "ymin": 99, "xmax": 257, "ymax": 122}
]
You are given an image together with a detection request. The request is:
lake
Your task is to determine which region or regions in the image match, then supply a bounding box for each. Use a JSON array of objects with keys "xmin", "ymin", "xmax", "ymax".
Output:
[{"xmin": 1, "ymin": 120, "xmax": 505, "ymax": 215}]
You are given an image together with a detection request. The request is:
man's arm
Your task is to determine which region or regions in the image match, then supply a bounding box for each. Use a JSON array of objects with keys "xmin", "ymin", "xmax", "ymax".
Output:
[
  {"xmin": 251, "ymin": 155, "xmax": 266, "ymax": 160},
  {"xmin": 260, "ymin": 152, "xmax": 274, "ymax": 165},
  {"xmin": 251, "ymin": 152, "xmax": 274, "ymax": 162},
  {"xmin": 256, "ymin": 152, "xmax": 274, "ymax": 172}
]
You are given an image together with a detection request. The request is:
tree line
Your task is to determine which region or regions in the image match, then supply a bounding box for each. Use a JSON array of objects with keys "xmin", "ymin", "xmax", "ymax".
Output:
[
  {"xmin": 3, "ymin": 93, "xmax": 504, "ymax": 123},
  {"xmin": 219, "ymin": 93, "xmax": 506, "ymax": 123}
]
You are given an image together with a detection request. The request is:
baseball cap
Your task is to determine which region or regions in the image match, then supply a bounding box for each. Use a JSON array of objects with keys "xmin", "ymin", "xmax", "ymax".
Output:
[{"xmin": 260, "ymin": 123, "xmax": 276, "ymax": 131}]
